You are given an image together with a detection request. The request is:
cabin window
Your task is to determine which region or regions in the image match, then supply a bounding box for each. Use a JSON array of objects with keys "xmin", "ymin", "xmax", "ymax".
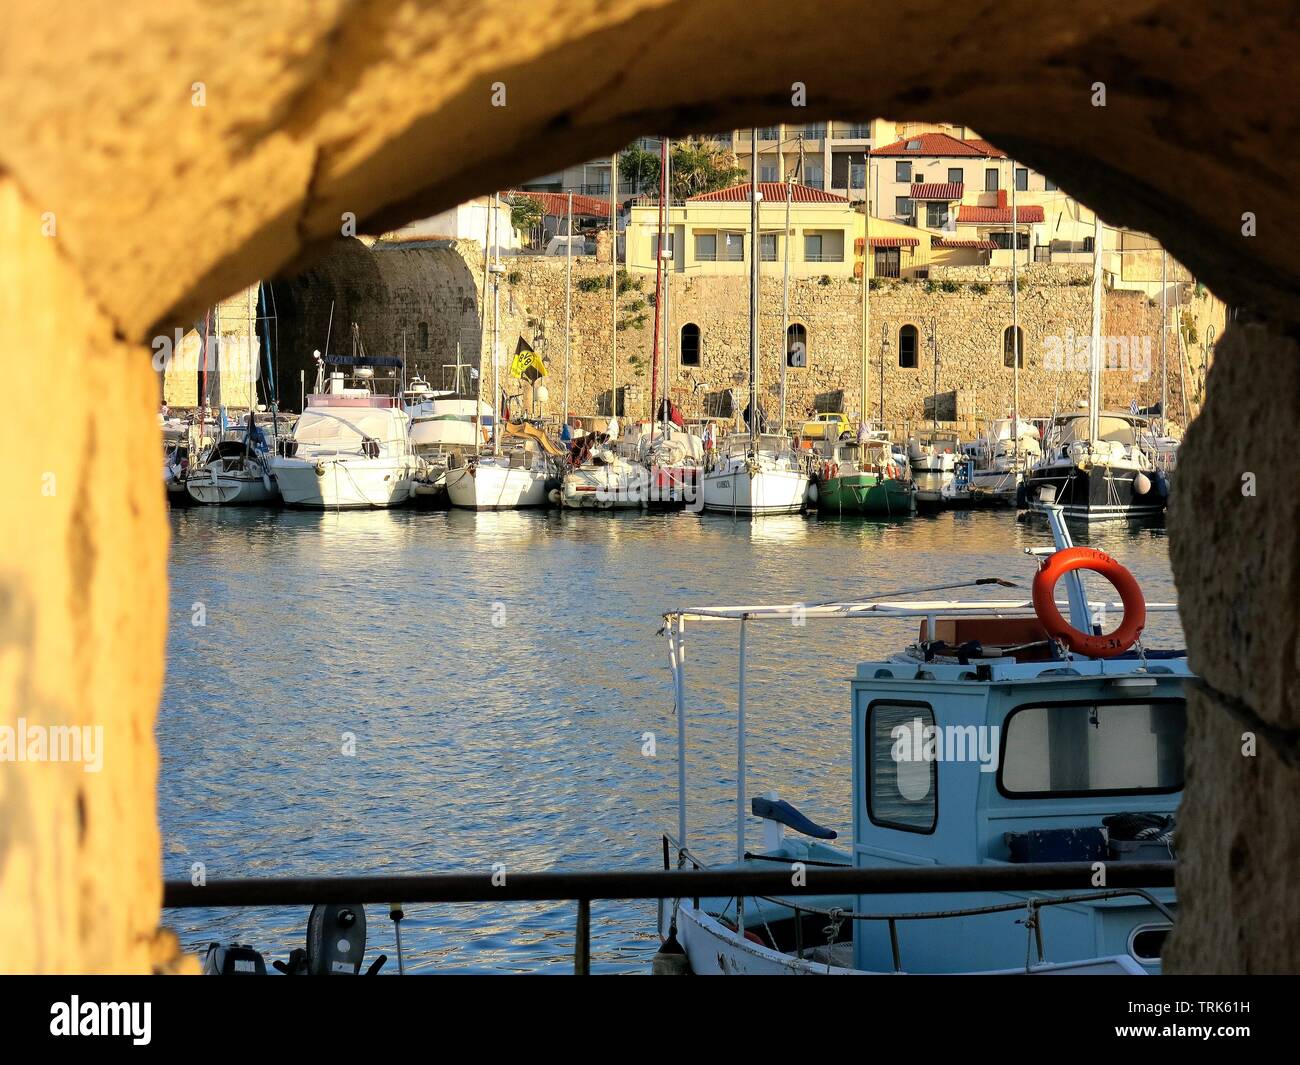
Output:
[
  {"xmin": 1003, "ymin": 325, "xmax": 1024, "ymax": 368},
  {"xmin": 868, "ymin": 702, "xmax": 937, "ymax": 833},
  {"xmin": 898, "ymin": 324, "xmax": 919, "ymax": 368},
  {"xmin": 998, "ymin": 700, "xmax": 1186, "ymax": 798},
  {"xmin": 679, "ymin": 323, "xmax": 701, "ymax": 367}
]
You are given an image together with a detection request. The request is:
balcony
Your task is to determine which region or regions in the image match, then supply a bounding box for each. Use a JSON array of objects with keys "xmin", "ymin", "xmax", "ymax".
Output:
[{"xmin": 830, "ymin": 122, "xmax": 872, "ymax": 140}]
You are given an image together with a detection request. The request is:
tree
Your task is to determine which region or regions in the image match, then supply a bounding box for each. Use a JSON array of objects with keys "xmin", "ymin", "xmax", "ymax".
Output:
[
  {"xmin": 669, "ymin": 137, "xmax": 746, "ymax": 199},
  {"xmin": 619, "ymin": 147, "xmax": 660, "ymax": 195},
  {"xmin": 508, "ymin": 194, "xmax": 543, "ymax": 236}
]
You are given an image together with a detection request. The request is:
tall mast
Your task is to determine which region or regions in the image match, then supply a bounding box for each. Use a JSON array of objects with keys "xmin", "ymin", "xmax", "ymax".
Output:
[
  {"xmin": 564, "ymin": 192, "xmax": 573, "ymax": 432},
  {"xmin": 474, "ymin": 205, "xmax": 489, "ymax": 449},
  {"xmin": 780, "ymin": 141, "xmax": 793, "ymax": 434},
  {"xmin": 1011, "ymin": 166, "xmax": 1020, "ymax": 463},
  {"xmin": 650, "ymin": 136, "xmax": 668, "ymax": 445},
  {"xmin": 610, "ymin": 151, "xmax": 619, "ymax": 421},
  {"xmin": 1160, "ymin": 250, "xmax": 1168, "ymax": 426},
  {"xmin": 1089, "ymin": 211, "xmax": 1104, "ymax": 444},
  {"xmin": 860, "ymin": 148, "xmax": 871, "ymax": 431},
  {"xmin": 491, "ymin": 192, "xmax": 502, "ymax": 455},
  {"xmin": 749, "ymin": 127, "xmax": 760, "ymax": 450},
  {"xmin": 662, "ymin": 140, "xmax": 673, "ymax": 439}
]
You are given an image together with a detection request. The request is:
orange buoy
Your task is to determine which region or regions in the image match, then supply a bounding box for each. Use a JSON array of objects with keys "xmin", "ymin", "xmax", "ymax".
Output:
[{"xmin": 1032, "ymin": 547, "xmax": 1145, "ymax": 658}]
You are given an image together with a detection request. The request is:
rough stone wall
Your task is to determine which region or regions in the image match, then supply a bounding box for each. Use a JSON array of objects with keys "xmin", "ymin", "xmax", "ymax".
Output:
[
  {"xmin": 1164, "ymin": 325, "xmax": 1300, "ymax": 973},
  {"xmin": 0, "ymin": 177, "xmax": 182, "ymax": 973},
  {"xmin": 490, "ymin": 253, "xmax": 1220, "ymax": 430}
]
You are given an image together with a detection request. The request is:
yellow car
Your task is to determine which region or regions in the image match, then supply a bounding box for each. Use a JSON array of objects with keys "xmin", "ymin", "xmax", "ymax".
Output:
[{"xmin": 799, "ymin": 412, "xmax": 853, "ymax": 440}]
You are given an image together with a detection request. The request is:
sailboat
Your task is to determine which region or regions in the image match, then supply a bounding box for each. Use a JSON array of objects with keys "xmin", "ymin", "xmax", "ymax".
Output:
[
  {"xmin": 446, "ymin": 193, "xmax": 555, "ymax": 510},
  {"xmin": 1023, "ymin": 215, "xmax": 1165, "ymax": 520},
  {"xmin": 814, "ymin": 151, "xmax": 914, "ymax": 517},
  {"xmin": 701, "ymin": 130, "xmax": 810, "ymax": 516}
]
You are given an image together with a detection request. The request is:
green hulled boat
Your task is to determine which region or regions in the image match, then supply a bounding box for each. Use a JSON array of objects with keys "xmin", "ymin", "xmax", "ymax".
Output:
[{"xmin": 813, "ymin": 440, "xmax": 916, "ymax": 516}]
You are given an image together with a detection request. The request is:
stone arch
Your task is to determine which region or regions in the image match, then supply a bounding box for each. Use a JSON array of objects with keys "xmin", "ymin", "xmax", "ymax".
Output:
[{"xmin": 2, "ymin": 0, "xmax": 1297, "ymax": 973}]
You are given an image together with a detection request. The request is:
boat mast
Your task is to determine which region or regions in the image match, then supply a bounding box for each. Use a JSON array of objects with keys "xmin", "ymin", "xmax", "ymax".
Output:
[
  {"xmin": 492, "ymin": 192, "xmax": 502, "ymax": 456},
  {"xmin": 662, "ymin": 140, "xmax": 673, "ymax": 439},
  {"xmin": 780, "ymin": 141, "xmax": 794, "ymax": 435},
  {"xmin": 650, "ymin": 136, "xmax": 668, "ymax": 445},
  {"xmin": 860, "ymin": 148, "xmax": 870, "ymax": 433},
  {"xmin": 749, "ymin": 127, "xmax": 760, "ymax": 451},
  {"xmin": 1012, "ymin": 165, "xmax": 1020, "ymax": 465},
  {"xmin": 1160, "ymin": 250, "xmax": 1168, "ymax": 428},
  {"xmin": 474, "ymin": 206, "xmax": 489, "ymax": 450},
  {"xmin": 931, "ymin": 317, "xmax": 938, "ymax": 434},
  {"xmin": 609, "ymin": 151, "xmax": 618, "ymax": 423},
  {"xmin": 563, "ymin": 192, "xmax": 573, "ymax": 433},
  {"xmin": 1089, "ymin": 211, "xmax": 1104, "ymax": 444}
]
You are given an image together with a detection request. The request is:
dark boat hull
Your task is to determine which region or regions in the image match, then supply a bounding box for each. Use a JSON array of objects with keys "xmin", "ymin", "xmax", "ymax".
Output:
[{"xmin": 1024, "ymin": 462, "xmax": 1165, "ymax": 521}]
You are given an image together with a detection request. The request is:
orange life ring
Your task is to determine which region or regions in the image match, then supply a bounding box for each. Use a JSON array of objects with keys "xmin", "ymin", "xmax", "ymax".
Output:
[{"xmin": 1031, "ymin": 547, "xmax": 1146, "ymax": 658}]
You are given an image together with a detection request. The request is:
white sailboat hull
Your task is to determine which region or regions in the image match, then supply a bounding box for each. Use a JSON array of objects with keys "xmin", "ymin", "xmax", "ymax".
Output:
[
  {"xmin": 561, "ymin": 463, "xmax": 650, "ymax": 509},
  {"xmin": 445, "ymin": 462, "xmax": 549, "ymax": 510},
  {"xmin": 270, "ymin": 456, "xmax": 413, "ymax": 509},
  {"xmin": 186, "ymin": 470, "xmax": 279, "ymax": 505},
  {"xmin": 701, "ymin": 465, "xmax": 808, "ymax": 515}
]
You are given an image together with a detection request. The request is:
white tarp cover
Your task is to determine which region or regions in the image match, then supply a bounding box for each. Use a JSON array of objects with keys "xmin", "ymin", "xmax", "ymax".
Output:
[{"xmin": 293, "ymin": 408, "xmax": 403, "ymax": 447}]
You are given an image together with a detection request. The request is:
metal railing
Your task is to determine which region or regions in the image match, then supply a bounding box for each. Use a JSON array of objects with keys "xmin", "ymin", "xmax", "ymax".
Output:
[{"xmin": 162, "ymin": 859, "xmax": 1176, "ymax": 975}]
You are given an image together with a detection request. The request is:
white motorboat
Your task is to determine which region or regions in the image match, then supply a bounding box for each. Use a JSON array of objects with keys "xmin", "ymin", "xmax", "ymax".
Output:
[
  {"xmin": 269, "ymin": 368, "xmax": 414, "ymax": 509},
  {"xmin": 701, "ymin": 433, "xmax": 809, "ymax": 515},
  {"xmin": 405, "ymin": 375, "xmax": 494, "ymax": 506}
]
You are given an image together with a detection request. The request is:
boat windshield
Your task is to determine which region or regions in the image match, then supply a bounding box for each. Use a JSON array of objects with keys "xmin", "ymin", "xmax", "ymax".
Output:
[{"xmin": 999, "ymin": 700, "xmax": 1186, "ymax": 796}]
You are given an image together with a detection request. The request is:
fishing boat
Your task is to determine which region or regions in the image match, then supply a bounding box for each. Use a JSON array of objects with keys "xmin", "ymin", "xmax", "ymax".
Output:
[
  {"xmin": 269, "ymin": 356, "xmax": 415, "ymax": 509},
  {"xmin": 655, "ymin": 506, "xmax": 1185, "ymax": 974},
  {"xmin": 812, "ymin": 436, "xmax": 914, "ymax": 516}
]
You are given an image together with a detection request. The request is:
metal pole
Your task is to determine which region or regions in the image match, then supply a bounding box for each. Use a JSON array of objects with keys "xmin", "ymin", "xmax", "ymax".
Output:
[
  {"xmin": 1089, "ymin": 214, "xmax": 1104, "ymax": 443},
  {"xmin": 575, "ymin": 898, "xmax": 591, "ymax": 975},
  {"xmin": 1160, "ymin": 251, "xmax": 1168, "ymax": 426},
  {"xmin": 737, "ymin": 616, "xmax": 747, "ymax": 864},
  {"xmin": 564, "ymin": 192, "xmax": 572, "ymax": 431},
  {"xmin": 861, "ymin": 153, "xmax": 871, "ymax": 430},
  {"xmin": 749, "ymin": 128, "xmax": 759, "ymax": 449},
  {"xmin": 662, "ymin": 141, "xmax": 673, "ymax": 438},
  {"xmin": 675, "ymin": 616, "xmax": 688, "ymax": 850},
  {"xmin": 780, "ymin": 158, "xmax": 792, "ymax": 434},
  {"xmin": 610, "ymin": 152, "xmax": 618, "ymax": 421},
  {"xmin": 1011, "ymin": 172, "xmax": 1020, "ymax": 467},
  {"xmin": 491, "ymin": 193, "xmax": 502, "ymax": 455}
]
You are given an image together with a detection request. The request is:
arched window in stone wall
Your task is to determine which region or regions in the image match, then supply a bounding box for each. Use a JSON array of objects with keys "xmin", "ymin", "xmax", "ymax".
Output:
[
  {"xmin": 1003, "ymin": 325, "xmax": 1024, "ymax": 368},
  {"xmin": 680, "ymin": 323, "xmax": 701, "ymax": 367},
  {"xmin": 898, "ymin": 324, "xmax": 918, "ymax": 368},
  {"xmin": 786, "ymin": 323, "xmax": 807, "ymax": 368}
]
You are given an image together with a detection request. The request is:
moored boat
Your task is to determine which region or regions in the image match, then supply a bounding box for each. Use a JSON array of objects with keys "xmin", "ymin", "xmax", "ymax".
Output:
[
  {"xmin": 655, "ymin": 506, "xmax": 1186, "ymax": 975},
  {"xmin": 813, "ymin": 437, "xmax": 914, "ymax": 516}
]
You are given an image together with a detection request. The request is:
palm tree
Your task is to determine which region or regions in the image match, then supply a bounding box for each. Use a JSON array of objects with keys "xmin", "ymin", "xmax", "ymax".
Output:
[{"xmin": 670, "ymin": 137, "xmax": 746, "ymax": 199}]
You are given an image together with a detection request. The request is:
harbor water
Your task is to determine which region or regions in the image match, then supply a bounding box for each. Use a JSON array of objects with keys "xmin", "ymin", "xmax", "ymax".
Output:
[{"xmin": 160, "ymin": 507, "xmax": 1183, "ymax": 973}]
